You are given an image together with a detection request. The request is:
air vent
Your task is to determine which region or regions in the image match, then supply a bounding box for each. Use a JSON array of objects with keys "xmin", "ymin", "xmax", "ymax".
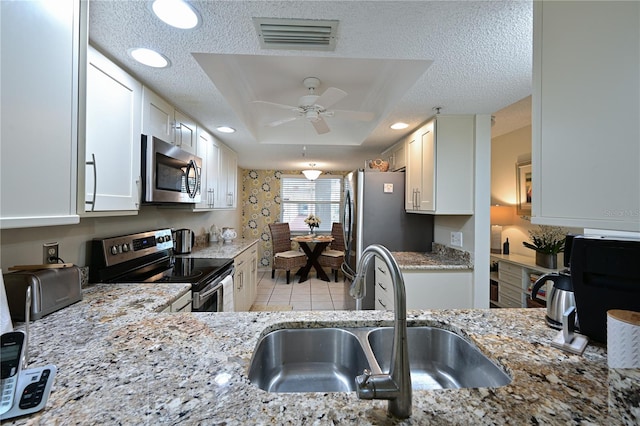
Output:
[{"xmin": 253, "ymin": 18, "xmax": 338, "ymax": 51}]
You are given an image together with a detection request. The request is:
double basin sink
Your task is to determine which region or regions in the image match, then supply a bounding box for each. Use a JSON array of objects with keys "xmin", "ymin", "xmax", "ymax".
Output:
[{"xmin": 248, "ymin": 325, "xmax": 511, "ymax": 393}]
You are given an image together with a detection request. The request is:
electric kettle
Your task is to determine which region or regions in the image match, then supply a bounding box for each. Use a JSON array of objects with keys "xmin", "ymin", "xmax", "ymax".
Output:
[
  {"xmin": 173, "ymin": 228, "xmax": 195, "ymax": 254},
  {"xmin": 531, "ymin": 272, "xmax": 578, "ymax": 330}
]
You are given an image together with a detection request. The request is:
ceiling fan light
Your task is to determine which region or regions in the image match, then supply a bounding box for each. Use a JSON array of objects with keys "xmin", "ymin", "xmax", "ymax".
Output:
[
  {"xmin": 151, "ymin": 0, "xmax": 201, "ymax": 29},
  {"xmin": 302, "ymin": 169, "xmax": 322, "ymax": 180}
]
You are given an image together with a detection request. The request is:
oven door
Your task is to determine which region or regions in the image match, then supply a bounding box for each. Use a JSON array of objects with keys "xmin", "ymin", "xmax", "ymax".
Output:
[
  {"xmin": 192, "ymin": 281, "xmax": 223, "ymax": 312},
  {"xmin": 141, "ymin": 135, "xmax": 202, "ymax": 204}
]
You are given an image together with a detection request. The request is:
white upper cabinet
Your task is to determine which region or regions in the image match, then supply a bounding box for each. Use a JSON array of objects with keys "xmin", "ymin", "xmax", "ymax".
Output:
[
  {"xmin": 195, "ymin": 128, "xmax": 217, "ymax": 210},
  {"xmin": 141, "ymin": 87, "xmax": 197, "ymax": 154},
  {"xmin": 142, "ymin": 86, "xmax": 174, "ymax": 143},
  {"xmin": 216, "ymin": 144, "xmax": 238, "ymax": 209},
  {"xmin": 405, "ymin": 115, "xmax": 475, "ymax": 214},
  {"xmin": 82, "ymin": 45, "xmax": 141, "ymax": 214},
  {"xmin": 174, "ymin": 110, "xmax": 197, "ymax": 154},
  {"xmin": 381, "ymin": 140, "xmax": 406, "ymax": 171},
  {"xmin": 1, "ymin": 0, "xmax": 81, "ymax": 229},
  {"xmin": 532, "ymin": 2, "xmax": 639, "ymax": 232}
]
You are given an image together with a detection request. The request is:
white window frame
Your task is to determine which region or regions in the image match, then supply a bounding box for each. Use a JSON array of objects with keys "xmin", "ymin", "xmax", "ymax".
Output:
[{"xmin": 280, "ymin": 174, "xmax": 343, "ymax": 234}]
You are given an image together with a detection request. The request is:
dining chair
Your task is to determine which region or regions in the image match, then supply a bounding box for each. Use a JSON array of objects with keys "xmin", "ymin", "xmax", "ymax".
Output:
[
  {"xmin": 318, "ymin": 222, "xmax": 346, "ymax": 282},
  {"xmin": 268, "ymin": 222, "xmax": 307, "ymax": 284}
]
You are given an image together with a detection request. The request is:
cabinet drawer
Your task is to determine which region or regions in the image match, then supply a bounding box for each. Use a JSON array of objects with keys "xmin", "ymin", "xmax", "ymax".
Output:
[
  {"xmin": 498, "ymin": 261, "xmax": 522, "ymax": 276},
  {"xmin": 499, "ymin": 281, "xmax": 522, "ymax": 302},
  {"xmin": 498, "ymin": 269, "xmax": 522, "ymax": 286},
  {"xmin": 499, "ymin": 292, "xmax": 522, "ymax": 308}
]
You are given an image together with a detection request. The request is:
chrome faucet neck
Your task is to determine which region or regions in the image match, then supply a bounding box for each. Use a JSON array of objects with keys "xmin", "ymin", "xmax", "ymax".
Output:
[{"xmin": 352, "ymin": 244, "xmax": 412, "ymax": 419}]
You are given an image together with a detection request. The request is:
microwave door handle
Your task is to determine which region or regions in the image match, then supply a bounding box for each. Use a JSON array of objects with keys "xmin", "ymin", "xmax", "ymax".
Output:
[{"xmin": 185, "ymin": 159, "xmax": 198, "ymax": 198}]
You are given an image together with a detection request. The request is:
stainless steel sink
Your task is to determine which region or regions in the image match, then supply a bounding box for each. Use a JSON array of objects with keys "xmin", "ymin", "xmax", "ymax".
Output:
[
  {"xmin": 367, "ymin": 327, "xmax": 511, "ymax": 390},
  {"xmin": 247, "ymin": 328, "xmax": 370, "ymax": 392},
  {"xmin": 248, "ymin": 326, "xmax": 511, "ymax": 393}
]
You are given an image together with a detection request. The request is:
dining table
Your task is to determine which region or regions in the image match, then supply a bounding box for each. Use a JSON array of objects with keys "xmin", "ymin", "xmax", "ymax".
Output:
[{"xmin": 291, "ymin": 235, "xmax": 335, "ymax": 282}]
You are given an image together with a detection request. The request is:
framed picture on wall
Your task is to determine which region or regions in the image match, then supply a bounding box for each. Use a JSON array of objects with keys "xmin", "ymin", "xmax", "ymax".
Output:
[{"xmin": 516, "ymin": 160, "xmax": 532, "ymax": 216}]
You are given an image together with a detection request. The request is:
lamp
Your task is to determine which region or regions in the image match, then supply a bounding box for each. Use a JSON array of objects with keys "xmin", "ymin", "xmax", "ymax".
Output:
[
  {"xmin": 302, "ymin": 163, "xmax": 322, "ymax": 181},
  {"xmin": 490, "ymin": 205, "xmax": 514, "ymax": 254}
]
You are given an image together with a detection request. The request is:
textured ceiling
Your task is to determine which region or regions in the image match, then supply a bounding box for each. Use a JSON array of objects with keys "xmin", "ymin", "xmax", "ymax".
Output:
[{"xmin": 89, "ymin": 0, "xmax": 533, "ymax": 171}]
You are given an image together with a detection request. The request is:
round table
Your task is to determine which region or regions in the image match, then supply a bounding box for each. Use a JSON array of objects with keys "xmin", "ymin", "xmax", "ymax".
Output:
[{"xmin": 291, "ymin": 235, "xmax": 335, "ymax": 282}]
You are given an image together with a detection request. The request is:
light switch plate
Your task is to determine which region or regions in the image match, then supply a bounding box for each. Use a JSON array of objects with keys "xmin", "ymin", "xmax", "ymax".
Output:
[{"xmin": 383, "ymin": 183, "xmax": 394, "ymax": 193}]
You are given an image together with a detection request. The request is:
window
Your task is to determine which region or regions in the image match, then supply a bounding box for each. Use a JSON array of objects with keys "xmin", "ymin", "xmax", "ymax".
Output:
[{"xmin": 281, "ymin": 175, "xmax": 342, "ymax": 233}]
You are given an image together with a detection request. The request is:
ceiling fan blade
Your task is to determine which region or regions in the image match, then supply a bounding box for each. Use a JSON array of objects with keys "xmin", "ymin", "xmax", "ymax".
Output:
[
  {"xmin": 267, "ymin": 116, "xmax": 299, "ymax": 127},
  {"xmin": 332, "ymin": 109, "xmax": 375, "ymax": 122},
  {"xmin": 311, "ymin": 116, "xmax": 330, "ymax": 134},
  {"xmin": 315, "ymin": 87, "xmax": 347, "ymax": 109},
  {"xmin": 252, "ymin": 100, "xmax": 299, "ymax": 111}
]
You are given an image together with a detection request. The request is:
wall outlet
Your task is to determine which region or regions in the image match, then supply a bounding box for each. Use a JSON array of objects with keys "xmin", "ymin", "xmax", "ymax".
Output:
[
  {"xmin": 43, "ymin": 242, "xmax": 59, "ymax": 264},
  {"xmin": 450, "ymin": 232, "xmax": 463, "ymax": 247}
]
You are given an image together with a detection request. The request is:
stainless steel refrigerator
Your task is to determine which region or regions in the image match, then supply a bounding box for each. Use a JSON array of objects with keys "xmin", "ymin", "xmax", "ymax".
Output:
[{"xmin": 341, "ymin": 170, "xmax": 434, "ymax": 309}]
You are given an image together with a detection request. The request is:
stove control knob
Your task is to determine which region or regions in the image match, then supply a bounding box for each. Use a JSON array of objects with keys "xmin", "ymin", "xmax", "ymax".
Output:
[
  {"xmin": 157, "ymin": 236, "xmax": 165, "ymax": 243},
  {"xmin": 122, "ymin": 243, "xmax": 130, "ymax": 253},
  {"xmin": 110, "ymin": 245, "xmax": 119, "ymax": 255}
]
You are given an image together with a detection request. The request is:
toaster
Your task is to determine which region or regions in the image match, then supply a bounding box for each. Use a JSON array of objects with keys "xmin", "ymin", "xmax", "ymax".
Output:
[{"xmin": 3, "ymin": 266, "xmax": 82, "ymax": 321}]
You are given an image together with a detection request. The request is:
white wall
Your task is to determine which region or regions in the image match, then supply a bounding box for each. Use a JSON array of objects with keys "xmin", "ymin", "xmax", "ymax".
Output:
[{"xmin": 0, "ymin": 207, "xmax": 240, "ymax": 270}]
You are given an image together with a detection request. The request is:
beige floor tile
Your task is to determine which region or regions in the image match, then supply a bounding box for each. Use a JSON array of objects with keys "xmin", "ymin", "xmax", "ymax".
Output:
[
  {"xmin": 291, "ymin": 302, "xmax": 312, "ymax": 311},
  {"xmin": 268, "ymin": 297, "xmax": 291, "ymax": 305},
  {"xmin": 312, "ymin": 294, "xmax": 333, "ymax": 302},
  {"xmin": 312, "ymin": 302, "xmax": 335, "ymax": 310},
  {"xmin": 289, "ymin": 293, "xmax": 310, "ymax": 302}
]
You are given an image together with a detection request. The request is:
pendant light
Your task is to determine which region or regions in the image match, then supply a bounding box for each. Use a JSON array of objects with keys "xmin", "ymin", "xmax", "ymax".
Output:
[{"xmin": 302, "ymin": 163, "xmax": 322, "ymax": 181}]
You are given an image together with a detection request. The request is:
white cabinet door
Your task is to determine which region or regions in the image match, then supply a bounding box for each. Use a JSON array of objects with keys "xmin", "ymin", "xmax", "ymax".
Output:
[
  {"xmin": 532, "ymin": 1, "xmax": 640, "ymax": 232},
  {"xmin": 404, "ymin": 116, "xmax": 474, "ymax": 214},
  {"xmin": 402, "ymin": 270, "xmax": 473, "ymax": 310},
  {"xmin": 84, "ymin": 45, "xmax": 141, "ymax": 213},
  {"xmin": 1, "ymin": 0, "xmax": 81, "ymax": 229},
  {"xmin": 174, "ymin": 109, "xmax": 197, "ymax": 154},
  {"xmin": 405, "ymin": 123, "xmax": 434, "ymax": 211},
  {"xmin": 142, "ymin": 86, "xmax": 174, "ymax": 143},
  {"xmin": 216, "ymin": 144, "xmax": 237, "ymax": 209},
  {"xmin": 195, "ymin": 128, "xmax": 216, "ymax": 210}
]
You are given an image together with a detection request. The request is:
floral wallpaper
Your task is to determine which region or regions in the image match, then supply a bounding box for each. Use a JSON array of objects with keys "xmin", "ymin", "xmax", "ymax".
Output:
[{"xmin": 240, "ymin": 169, "xmax": 346, "ymax": 269}]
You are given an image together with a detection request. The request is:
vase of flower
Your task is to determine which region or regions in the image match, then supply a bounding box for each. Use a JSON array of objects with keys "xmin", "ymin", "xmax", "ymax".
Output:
[
  {"xmin": 535, "ymin": 252, "xmax": 557, "ymax": 269},
  {"xmin": 523, "ymin": 225, "xmax": 567, "ymax": 269},
  {"xmin": 304, "ymin": 214, "xmax": 321, "ymax": 236}
]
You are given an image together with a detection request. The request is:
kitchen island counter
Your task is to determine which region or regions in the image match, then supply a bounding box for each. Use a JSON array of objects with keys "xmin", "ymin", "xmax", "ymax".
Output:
[
  {"xmin": 6, "ymin": 283, "xmax": 635, "ymax": 425},
  {"xmin": 181, "ymin": 238, "xmax": 259, "ymax": 260}
]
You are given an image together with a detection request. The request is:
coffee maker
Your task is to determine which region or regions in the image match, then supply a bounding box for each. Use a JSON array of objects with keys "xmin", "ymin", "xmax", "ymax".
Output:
[{"xmin": 569, "ymin": 234, "xmax": 640, "ymax": 343}]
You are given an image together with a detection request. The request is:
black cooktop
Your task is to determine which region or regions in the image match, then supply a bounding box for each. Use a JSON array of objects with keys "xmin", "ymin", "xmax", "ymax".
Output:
[{"xmin": 114, "ymin": 257, "xmax": 233, "ymax": 289}]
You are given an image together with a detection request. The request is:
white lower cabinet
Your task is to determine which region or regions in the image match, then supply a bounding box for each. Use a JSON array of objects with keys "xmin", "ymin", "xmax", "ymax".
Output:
[
  {"xmin": 234, "ymin": 242, "xmax": 258, "ymax": 311},
  {"xmin": 160, "ymin": 290, "xmax": 192, "ymax": 313},
  {"xmin": 491, "ymin": 254, "xmax": 560, "ymax": 308},
  {"xmin": 375, "ymin": 263, "xmax": 473, "ymax": 310},
  {"xmin": 82, "ymin": 45, "xmax": 141, "ymax": 215}
]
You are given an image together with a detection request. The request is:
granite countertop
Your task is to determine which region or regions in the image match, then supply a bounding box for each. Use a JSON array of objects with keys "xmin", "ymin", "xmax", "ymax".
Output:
[
  {"xmin": 7, "ymin": 282, "xmax": 637, "ymax": 425},
  {"xmin": 180, "ymin": 238, "xmax": 259, "ymax": 259},
  {"xmin": 392, "ymin": 243, "xmax": 473, "ymax": 271}
]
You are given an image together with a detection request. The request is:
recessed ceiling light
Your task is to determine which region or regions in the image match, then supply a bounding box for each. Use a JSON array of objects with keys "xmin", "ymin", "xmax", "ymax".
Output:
[
  {"xmin": 390, "ymin": 122, "xmax": 409, "ymax": 130},
  {"xmin": 216, "ymin": 126, "xmax": 236, "ymax": 133},
  {"xmin": 151, "ymin": 0, "xmax": 201, "ymax": 30},
  {"xmin": 129, "ymin": 48, "xmax": 170, "ymax": 68}
]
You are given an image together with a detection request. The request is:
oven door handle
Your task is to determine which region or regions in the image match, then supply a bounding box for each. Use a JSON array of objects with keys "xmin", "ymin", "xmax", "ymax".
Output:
[{"xmin": 199, "ymin": 281, "xmax": 223, "ymax": 300}]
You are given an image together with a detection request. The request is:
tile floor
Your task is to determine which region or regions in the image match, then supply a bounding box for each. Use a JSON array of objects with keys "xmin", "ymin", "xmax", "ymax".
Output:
[{"xmin": 254, "ymin": 268, "xmax": 353, "ymax": 311}]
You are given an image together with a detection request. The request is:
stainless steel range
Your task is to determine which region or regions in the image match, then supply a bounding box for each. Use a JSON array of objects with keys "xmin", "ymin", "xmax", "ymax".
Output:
[{"xmin": 89, "ymin": 229, "xmax": 233, "ymax": 312}]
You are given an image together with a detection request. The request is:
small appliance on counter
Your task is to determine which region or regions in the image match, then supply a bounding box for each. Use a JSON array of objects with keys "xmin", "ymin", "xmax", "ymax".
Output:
[
  {"xmin": 531, "ymin": 271, "xmax": 576, "ymax": 330},
  {"xmin": 3, "ymin": 264, "xmax": 82, "ymax": 321},
  {"xmin": 569, "ymin": 234, "xmax": 640, "ymax": 343},
  {"xmin": 173, "ymin": 228, "xmax": 195, "ymax": 254},
  {"xmin": 221, "ymin": 227, "xmax": 237, "ymax": 243}
]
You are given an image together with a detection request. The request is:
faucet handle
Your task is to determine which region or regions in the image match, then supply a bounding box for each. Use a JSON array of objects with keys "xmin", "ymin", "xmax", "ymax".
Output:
[{"xmin": 358, "ymin": 369, "xmax": 372, "ymax": 386}]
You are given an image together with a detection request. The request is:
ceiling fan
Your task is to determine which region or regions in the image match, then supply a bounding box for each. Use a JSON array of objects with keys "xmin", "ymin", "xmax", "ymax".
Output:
[{"xmin": 253, "ymin": 77, "xmax": 374, "ymax": 135}]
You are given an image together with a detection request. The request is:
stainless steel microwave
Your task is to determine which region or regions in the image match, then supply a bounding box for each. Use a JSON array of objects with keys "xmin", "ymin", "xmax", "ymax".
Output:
[{"xmin": 141, "ymin": 135, "xmax": 202, "ymax": 204}]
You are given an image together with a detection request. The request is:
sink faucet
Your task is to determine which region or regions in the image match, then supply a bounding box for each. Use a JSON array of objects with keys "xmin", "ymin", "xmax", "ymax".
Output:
[{"xmin": 350, "ymin": 244, "xmax": 412, "ymax": 419}]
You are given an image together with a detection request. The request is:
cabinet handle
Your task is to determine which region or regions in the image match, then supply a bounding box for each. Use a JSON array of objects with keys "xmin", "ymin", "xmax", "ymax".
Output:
[
  {"xmin": 377, "ymin": 298, "xmax": 387, "ymax": 309},
  {"xmin": 415, "ymin": 189, "xmax": 420, "ymax": 209},
  {"xmin": 227, "ymin": 192, "xmax": 233, "ymax": 206},
  {"xmin": 86, "ymin": 153, "xmax": 97, "ymax": 212}
]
